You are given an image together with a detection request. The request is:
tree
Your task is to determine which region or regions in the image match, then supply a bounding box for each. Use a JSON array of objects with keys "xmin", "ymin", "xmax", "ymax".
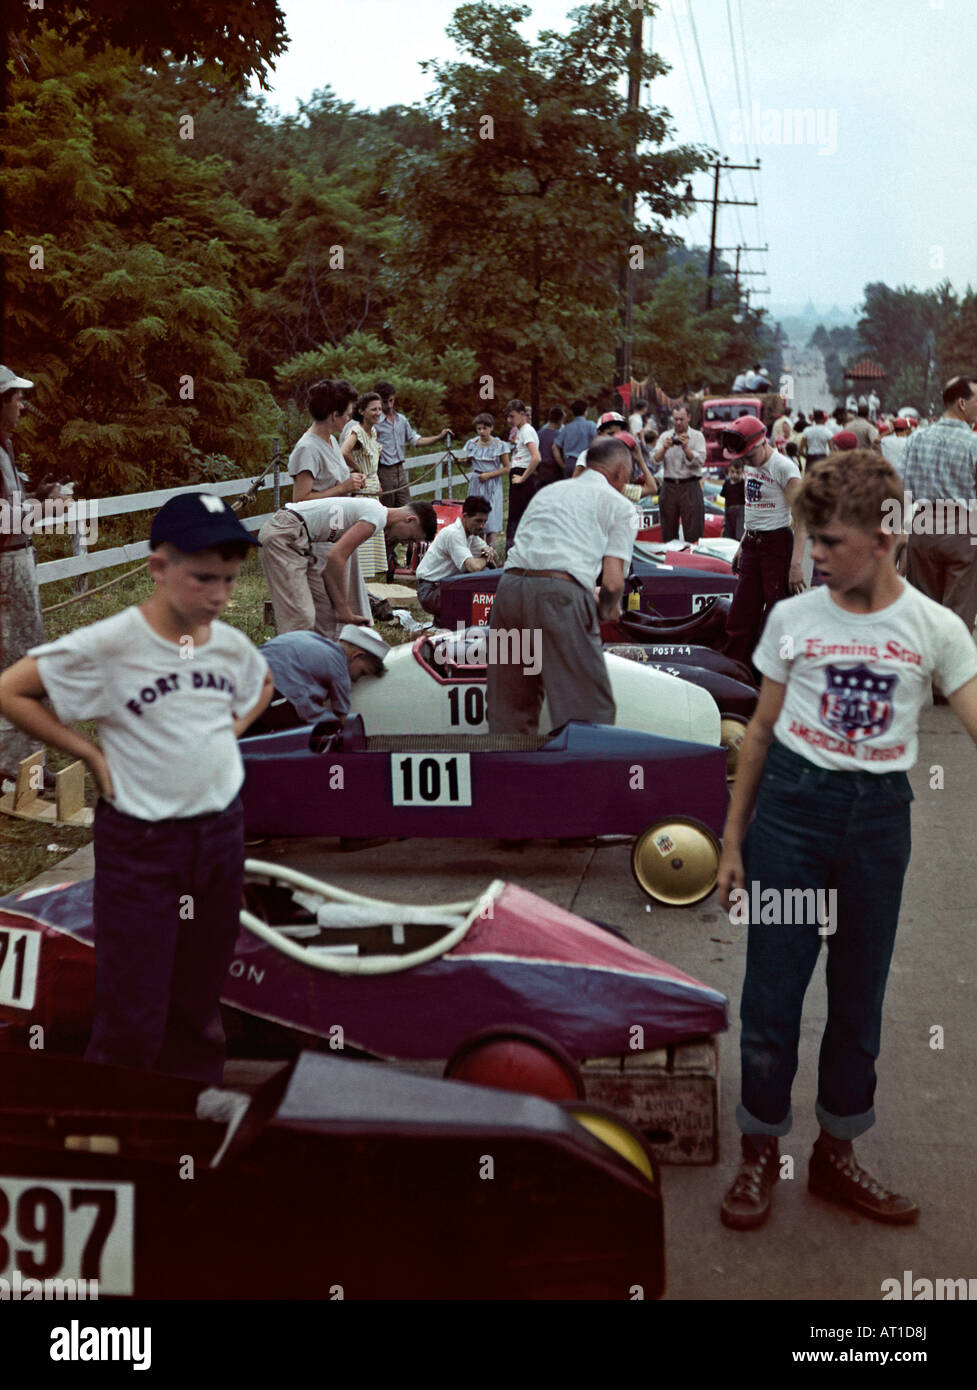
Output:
[
  {"xmin": 382, "ymin": 0, "xmax": 708, "ymax": 420},
  {"xmin": 632, "ymin": 266, "xmax": 727, "ymax": 394},
  {"xmin": 2, "ymin": 31, "xmax": 278, "ymax": 491},
  {"xmin": 17, "ymin": 0, "xmax": 288, "ymax": 89}
]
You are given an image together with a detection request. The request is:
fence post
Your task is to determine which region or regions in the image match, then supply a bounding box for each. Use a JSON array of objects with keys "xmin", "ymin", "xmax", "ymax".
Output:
[
  {"xmin": 434, "ymin": 454, "xmax": 442, "ymax": 500},
  {"xmin": 71, "ymin": 529, "xmax": 89, "ymax": 594},
  {"xmin": 272, "ymin": 438, "xmax": 281, "ymax": 510}
]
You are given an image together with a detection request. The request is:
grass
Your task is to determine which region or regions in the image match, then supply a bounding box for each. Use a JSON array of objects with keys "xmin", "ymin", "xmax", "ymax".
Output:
[
  {"xmin": 1, "ymin": 456, "xmax": 509, "ymax": 895},
  {"xmin": 1, "ymin": 532, "xmax": 428, "ymax": 895}
]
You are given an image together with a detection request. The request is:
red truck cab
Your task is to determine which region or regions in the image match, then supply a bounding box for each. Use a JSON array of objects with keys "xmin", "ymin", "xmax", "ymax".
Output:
[{"xmin": 696, "ymin": 393, "xmax": 785, "ymax": 468}]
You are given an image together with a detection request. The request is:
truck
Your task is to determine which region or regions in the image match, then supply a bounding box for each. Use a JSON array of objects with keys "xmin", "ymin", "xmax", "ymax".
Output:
[{"xmin": 690, "ymin": 392, "xmax": 786, "ymax": 467}]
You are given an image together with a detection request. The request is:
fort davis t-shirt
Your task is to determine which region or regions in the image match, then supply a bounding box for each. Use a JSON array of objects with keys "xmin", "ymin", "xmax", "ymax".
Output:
[
  {"xmin": 754, "ymin": 582, "xmax": 977, "ymax": 771},
  {"xmin": 32, "ymin": 608, "xmax": 268, "ymax": 820}
]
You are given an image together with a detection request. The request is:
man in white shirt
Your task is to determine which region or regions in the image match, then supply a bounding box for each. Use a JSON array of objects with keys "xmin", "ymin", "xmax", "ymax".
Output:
[
  {"xmin": 721, "ymin": 415, "xmax": 807, "ymax": 668},
  {"xmin": 653, "ymin": 404, "xmax": 707, "ymax": 541},
  {"xmin": 486, "ymin": 436, "xmax": 637, "ymax": 733},
  {"xmin": 416, "ymin": 496, "xmax": 497, "ymax": 618},
  {"xmin": 800, "ymin": 410, "xmax": 833, "ymax": 468},
  {"xmin": 259, "ymin": 495, "xmax": 436, "ymax": 634}
]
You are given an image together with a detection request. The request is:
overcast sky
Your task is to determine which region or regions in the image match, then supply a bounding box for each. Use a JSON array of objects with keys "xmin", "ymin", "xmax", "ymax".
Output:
[{"xmin": 254, "ymin": 0, "xmax": 977, "ymax": 320}]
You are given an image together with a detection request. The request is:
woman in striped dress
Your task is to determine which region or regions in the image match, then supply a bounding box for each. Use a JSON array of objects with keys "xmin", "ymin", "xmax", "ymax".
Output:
[{"xmin": 341, "ymin": 391, "xmax": 387, "ymax": 579}]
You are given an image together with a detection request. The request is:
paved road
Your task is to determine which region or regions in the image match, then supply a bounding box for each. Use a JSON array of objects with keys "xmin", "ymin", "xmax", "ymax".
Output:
[
  {"xmin": 21, "ymin": 709, "xmax": 976, "ymax": 1301},
  {"xmin": 783, "ymin": 344, "xmax": 835, "ymax": 417}
]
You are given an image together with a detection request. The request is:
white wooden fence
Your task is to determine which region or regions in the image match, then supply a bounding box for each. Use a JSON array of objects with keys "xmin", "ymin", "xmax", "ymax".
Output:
[{"xmin": 33, "ymin": 450, "xmax": 458, "ymax": 586}]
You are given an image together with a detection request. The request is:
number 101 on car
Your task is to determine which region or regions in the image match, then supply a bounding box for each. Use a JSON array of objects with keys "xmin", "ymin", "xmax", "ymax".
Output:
[{"xmin": 391, "ymin": 753, "xmax": 472, "ymax": 807}]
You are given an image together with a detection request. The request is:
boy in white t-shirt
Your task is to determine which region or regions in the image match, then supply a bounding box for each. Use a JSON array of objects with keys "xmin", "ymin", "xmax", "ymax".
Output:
[
  {"xmin": 504, "ymin": 398, "xmax": 541, "ymax": 549},
  {"xmin": 259, "ymin": 495, "xmax": 436, "ymax": 634},
  {"xmin": 0, "ymin": 493, "xmax": 274, "ymax": 1083},
  {"xmin": 717, "ymin": 451, "xmax": 977, "ymax": 1231}
]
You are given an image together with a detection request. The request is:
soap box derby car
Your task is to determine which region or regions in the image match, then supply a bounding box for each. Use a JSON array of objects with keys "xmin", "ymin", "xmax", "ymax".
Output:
[
  {"xmin": 343, "ymin": 627, "xmax": 722, "ymax": 750},
  {"xmin": 0, "ymin": 865, "xmax": 728, "ymax": 1063},
  {"xmin": 439, "ymin": 557, "xmax": 737, "ymax": 629},
  {"xmin": 600, "ymin": 595, "xmax": 737, "ymax": 658},
  {"xmin": 235, "ymin": 718, "xmax": 728, "ymax": 905},
  {"xmin": 0, "ymin": 1048, "xmax": 665, "ymax": 1299}
]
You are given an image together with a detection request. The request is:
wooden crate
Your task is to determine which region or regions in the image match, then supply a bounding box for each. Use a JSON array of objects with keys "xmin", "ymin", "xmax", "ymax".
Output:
[
  {"xmin": 386, "ymin": 1036, "xmax": 721, "ymax": 1166},
  {"xmin": 581, "ymin": 1038, "xmax": 720, "ymax": 1166}
]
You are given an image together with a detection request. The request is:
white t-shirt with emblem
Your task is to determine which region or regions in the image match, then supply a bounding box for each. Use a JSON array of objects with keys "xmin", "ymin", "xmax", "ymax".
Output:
[
  {"xmin": 744, "ymin": 448, "xmax": 800, "ymax": 531},
  {"xmin": 285, "ymin": 496, "xmax": 387, "ymax": 544},
  {"xmin": 32, "ymin": 608, "xmax": 268, "ymax": 820},
  {"xmin": 754, "ymin": 582, "xmax": 977, "ymax": 771}
]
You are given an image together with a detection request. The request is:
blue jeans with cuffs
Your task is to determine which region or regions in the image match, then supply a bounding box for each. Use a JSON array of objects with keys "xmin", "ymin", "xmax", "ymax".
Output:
[{"xmin": 737, "ymin": 740, "xmax": 913, "ymax": 1140}]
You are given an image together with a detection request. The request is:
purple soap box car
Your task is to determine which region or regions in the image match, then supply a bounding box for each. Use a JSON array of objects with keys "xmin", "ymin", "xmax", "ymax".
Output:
[{"xmin": 240, "ymin": 716, "xmax": 728, "ymax": 906}]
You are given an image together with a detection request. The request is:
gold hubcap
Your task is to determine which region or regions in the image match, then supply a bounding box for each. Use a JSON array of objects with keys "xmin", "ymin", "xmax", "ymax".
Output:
[
  {"xmin": 631, "ymin": 818, "xmax": 720, "ymax": 906},
  {"xmin": 720, "ymin": 716, "xmax": 749, "ymax": 782}
]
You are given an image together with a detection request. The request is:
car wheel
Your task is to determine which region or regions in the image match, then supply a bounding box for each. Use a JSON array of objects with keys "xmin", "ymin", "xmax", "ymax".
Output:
[
  {"xmin": 631, "ymin": 817, "xmax": 720, "ymax": 907},
  {"xmin": 720, "ymin": 714, "xmax": 749, "ymax": 782}
]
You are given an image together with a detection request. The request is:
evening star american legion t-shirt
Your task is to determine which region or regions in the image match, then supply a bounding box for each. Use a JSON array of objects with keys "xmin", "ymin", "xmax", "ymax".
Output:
[
  {"xmin": 31, "ymin": 608, "xmax": 268, "ymax": 820},
  {"xmin": 743, "ymin": 448, "xmax": 800, "ymax": 531},
  {"xmin": 754, "ymin": 582, "xmax": 977, "ymax": 771}
]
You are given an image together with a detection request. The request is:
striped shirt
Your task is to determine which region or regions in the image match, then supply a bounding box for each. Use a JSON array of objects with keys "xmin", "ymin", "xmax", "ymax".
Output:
[{"xmin": 902, "ymin": 418, "xmax": 977, "ymax": 501}]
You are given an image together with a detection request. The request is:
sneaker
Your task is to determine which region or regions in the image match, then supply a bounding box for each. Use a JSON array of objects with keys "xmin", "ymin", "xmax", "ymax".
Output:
[
  {"xmin": 720, "ymin": 1135, "xmax": 780, "ymax": 1230},
  {"xmin": 808, "ymin": 1145, "xmax": 919, "ymax": 1224}
]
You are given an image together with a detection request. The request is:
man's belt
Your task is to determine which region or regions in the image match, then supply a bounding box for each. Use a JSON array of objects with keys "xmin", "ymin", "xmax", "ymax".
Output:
[
  {"xmin": 662, "ymin": 475, "xmax": 702, "ymax": 484},
  {"xmin": 0, "ymin": 537, "xmax": 35, "ymax": 554},
  {"xmin": 507, "ymin": 567, "xmax": 579, "ymax": 585},
  {"xmin": 743, "ymin": 526, "xmax": 791, "ymax": 542}
]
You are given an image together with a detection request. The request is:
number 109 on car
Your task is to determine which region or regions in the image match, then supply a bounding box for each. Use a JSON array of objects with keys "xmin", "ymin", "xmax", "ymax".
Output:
[{"xmin": 391, "ymin": 753, "xmax": 472, "ymax": 807}]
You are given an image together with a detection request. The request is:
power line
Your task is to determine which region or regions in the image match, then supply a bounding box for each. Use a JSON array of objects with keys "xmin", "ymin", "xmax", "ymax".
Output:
[
  {"xmin": 687, "ymin": 1, "xmax": 749, "ymax": 260},
  {"xmin": 736, "ymin": 0, "xmax": 767, "ymax": 261},
  {"xmin": 670, "ymin": 3, "xmax": 712, "ymax": 248},
  {"xmin": 726, "ymin": 0, "xmax": 756, "ymax": 278}
]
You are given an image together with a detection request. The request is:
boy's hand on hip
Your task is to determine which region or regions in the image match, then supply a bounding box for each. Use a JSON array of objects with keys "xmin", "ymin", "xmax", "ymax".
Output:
[
  {"xmin": 84, "ymin": 748, "xmax": 115, "ymax": 801},
  {"xmin": 717, "ymin": 844, "xmax": 745, "ymax": 912},
  {"xmin": 788, "ymin": 561, "xmax": 806, "ymax": 593}
]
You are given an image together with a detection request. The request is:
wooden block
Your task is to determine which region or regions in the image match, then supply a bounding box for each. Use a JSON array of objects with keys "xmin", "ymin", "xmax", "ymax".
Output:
[
  {"xmin": 0, "ymin": 754, "xmax": 92, "ymax": 827},
  {"xmin": 55, "ymin": 761, "xmax": 86, "ymax": 823},
  {"xmin": 670, "ymin": 1039, "xmax": 718, "ymax": 1074},
  {"xmin": 622, "ymin": 1047, "xmax": 669, "ymax": 1072},
  {"xmin": 15, "ymin": 751, "xmax": 45, "ymax": 806}
]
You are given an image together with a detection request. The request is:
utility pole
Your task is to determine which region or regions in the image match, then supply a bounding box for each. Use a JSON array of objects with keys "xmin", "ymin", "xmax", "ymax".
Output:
[
  {"xmin": 716, "ymin": 244, "xmax": 768, "ymax": 300},
  {"xmin": 614, "ymin": 4, "xmax": 645, "ymax": 403},
  {"xmin": 686, "ymin": 158, "xmax": 761, "ymax": 310}
]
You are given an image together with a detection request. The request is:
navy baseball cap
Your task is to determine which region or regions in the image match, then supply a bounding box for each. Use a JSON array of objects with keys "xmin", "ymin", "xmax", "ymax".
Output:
[{"xmin": 150, "ymin": 492, "xmax": 260, "ymax": 552}]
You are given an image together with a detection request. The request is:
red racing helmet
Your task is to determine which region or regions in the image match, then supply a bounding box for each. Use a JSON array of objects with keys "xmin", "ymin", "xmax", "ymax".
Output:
[{"xmin": 721, "ymin": 415, "xmax": 767, "ymax": 459}]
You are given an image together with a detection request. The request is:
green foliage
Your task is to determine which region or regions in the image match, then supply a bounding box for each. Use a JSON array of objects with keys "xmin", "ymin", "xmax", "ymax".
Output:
[
  {"xmin": 18, "ymin": 0, "xmax": 289, "ymax": 89},
  {"xmin": 275, "ymin": 333, "xmax": 475, "ymax": 428},
  {"xmin": 3, "ymin": 30, "xmax": 279, "ymax": 491},
  {"xmin": 382, "ymin": 0, "xmax": 708, "ymax": 416}
]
